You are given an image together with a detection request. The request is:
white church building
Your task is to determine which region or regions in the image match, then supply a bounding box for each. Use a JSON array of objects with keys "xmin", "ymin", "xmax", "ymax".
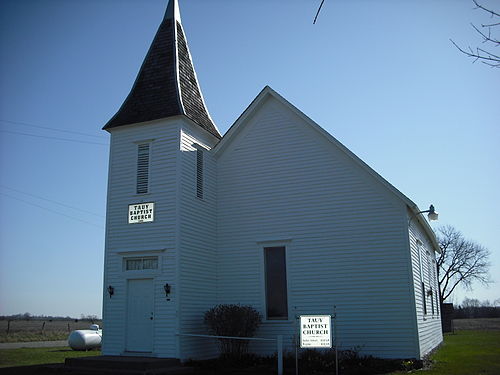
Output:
[{"xmin": 102, "ymin": 0, "xmax": 443, "ymax": 361}]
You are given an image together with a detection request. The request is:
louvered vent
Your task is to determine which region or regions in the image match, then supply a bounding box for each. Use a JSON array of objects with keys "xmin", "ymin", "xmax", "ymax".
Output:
[
  {"xmin": 137, "ymin": 143, "xmax": 150, "ymax": 194},
  {"xmin": 196, "ymin": 148, "xmax": 203, "ymax": 199}
]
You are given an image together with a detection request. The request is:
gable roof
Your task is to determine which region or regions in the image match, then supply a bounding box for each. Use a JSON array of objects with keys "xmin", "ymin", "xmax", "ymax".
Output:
[
  {"xmin": 103, "ymin": 0, "xmax": 221, "ymax": 138},
  {"xmin": 215, "ymin": 86, "xmax": 440, "ymax": 252}
]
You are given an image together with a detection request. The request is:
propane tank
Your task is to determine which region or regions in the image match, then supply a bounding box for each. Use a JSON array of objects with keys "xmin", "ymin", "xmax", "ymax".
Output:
[{"xmin": 68, "ymin": 324, "xmax": 102, "ymax": 351}]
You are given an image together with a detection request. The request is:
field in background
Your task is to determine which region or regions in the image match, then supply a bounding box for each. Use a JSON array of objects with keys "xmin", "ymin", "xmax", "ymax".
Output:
[
  {"xmin": 0, "ymin": 320, "xmax": 103, "ymax": 343},
  {"xmin": 452, "ymin": 318, "xmax": 500, "ymax": 330}
]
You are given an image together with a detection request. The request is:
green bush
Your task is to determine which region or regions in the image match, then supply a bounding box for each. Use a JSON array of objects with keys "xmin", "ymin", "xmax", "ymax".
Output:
[{"xmin": 204, "ymin": 304, "xmax": 262, "ymax": 359}]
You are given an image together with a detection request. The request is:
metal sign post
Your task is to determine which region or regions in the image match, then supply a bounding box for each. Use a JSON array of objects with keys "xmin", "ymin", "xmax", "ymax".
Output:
[
  {"xmin": 333, "ymin": 306, "xmax": 338, "ymax": 375},
  {"xmin": 294, "ymin": 307, "xmax": 299, "ymax": 375}
]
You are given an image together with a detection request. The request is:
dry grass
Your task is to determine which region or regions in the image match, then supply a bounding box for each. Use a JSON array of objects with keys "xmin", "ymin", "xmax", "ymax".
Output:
[
  {"xmin": 0, "ymin": 320, "xmax": 102, "ymax": 343},
  {"xmin": 452, "ymin": 318, "xmax": 500, "ymax": 330}
]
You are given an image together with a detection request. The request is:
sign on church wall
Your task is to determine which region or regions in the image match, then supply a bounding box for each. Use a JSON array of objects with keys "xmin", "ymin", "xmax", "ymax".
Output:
[
  {"xmin": 300, "ymin": 315, "xmax": 332, "ymax": 348},
  {"xmin": 128, "ymin": 202, "xmax": 155, "ymax": 224}
]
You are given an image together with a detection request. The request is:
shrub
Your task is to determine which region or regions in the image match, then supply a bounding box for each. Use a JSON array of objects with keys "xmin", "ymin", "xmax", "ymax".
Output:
[{"xmin": 204, "ymin": 304, "xmax": 262, "ymax": 359}]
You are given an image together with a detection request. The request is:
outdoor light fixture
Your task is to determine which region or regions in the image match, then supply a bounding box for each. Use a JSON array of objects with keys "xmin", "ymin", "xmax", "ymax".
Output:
[
  {"xmin": 164, "ymin": 283, "xmax": 171, "ymax": 298},
  {"xmin": 409, "ymin": 204, "xmax": 439, "ymax": 226},
  {"xmin": 424, "ymin": 205, "xmax": 439, "ymax": 221},
  {"xmin": 107, "ymin": 285, "xmax": 114, "ymax": 298}
]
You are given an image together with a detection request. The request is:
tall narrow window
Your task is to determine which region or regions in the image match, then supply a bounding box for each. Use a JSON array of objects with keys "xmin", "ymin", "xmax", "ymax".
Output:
[
  {"xmin": 427, "ymin": 251, "xmax": 434, "ymax": 314},
  {"xmin": 417, "ymin": 242, "xmax": 427, "ymax": 315},
  {"xmin": 421, "ymin": 282, "xmax": 427, "ymax": 315},
  {"xmin": 434, "ymin": 260, "xmax": 440, "ymax": 315},
  {"xmin": 196, "ymin": 148, "xmax": 203, "ymax": 199},
  {"xmin": 264, "ymin": 246, "xmax": 288, "ymax": 320},
  {"xmin": 136, "ymin": 143, "xmax": 150, "ymax": 194}
]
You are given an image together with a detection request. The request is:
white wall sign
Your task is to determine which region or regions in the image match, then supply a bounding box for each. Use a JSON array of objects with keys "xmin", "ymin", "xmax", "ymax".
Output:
[
  {"xmin": 128, "ymin": 202, "xmax": 155, "ymax": 224},
  {"xmin": 300, "ymin": 315, "xmax": 332, "ymax": 348}
]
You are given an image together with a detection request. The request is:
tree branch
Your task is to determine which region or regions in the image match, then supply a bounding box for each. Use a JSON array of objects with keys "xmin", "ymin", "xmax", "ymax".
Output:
[{"xmin": 473, "ymin": 0, "xmax": 500, "ymax": 18}]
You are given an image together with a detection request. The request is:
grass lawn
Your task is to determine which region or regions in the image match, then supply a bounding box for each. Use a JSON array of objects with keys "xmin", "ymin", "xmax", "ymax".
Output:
[
  {"xmin": 0, "ymin": 330, "xmax": 498, "ymax": 374},
  {"xmin": 389, "ymin": 330, "xmax": 500, "ymax": 375},
  {"xmin": 0, "ymin": 346, "xmax": 100, "ymax": 368}
]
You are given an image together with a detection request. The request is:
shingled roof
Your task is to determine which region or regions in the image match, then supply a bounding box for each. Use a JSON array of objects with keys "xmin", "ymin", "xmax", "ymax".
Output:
[{"xmin": 103, "ymin": 0, "xmax": 220, "ymax": 138}]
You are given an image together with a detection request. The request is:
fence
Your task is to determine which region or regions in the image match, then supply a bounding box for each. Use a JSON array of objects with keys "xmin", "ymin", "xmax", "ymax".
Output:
[
  {"xmin": 1, "ymin": 319, "xmax": 102, "ymax": 335},
  {"xmin": 177, "ymin": 333, "xmax": 283, "ymax": 375}
]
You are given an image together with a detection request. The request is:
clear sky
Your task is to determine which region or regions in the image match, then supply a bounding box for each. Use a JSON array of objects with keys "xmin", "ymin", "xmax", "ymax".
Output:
[{"xmin": 0, "ymin": 0, "xmax": 498, "ymax": 318}]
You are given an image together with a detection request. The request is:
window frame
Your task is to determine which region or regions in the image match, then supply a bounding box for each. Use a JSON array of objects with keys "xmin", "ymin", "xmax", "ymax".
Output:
[
  {"xmin": 263, "ymin": 246, "xmax": 289, "ymax": 321},
  {"xmin": 123, "ymin": 256, "xmax": 159, "ymax": 272},
  {"xmin": 417, "ymin": 240, "xmax": 428, "ymax": 316}
]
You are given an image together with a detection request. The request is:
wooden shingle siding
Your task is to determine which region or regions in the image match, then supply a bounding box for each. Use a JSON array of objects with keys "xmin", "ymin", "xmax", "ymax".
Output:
[
  {"xmin": 408, "ymin": 212, "xmax": 443, "ymax": 357},
  {"xmin": 216, "ymin": 97, "xmax": 419, "ymax": 358},
  {"xmin": 178, "ymin": 125, "xmax": 218, "ymax": 360},
  {"xmin": 103, "ymin": 119, "xmax": 181, "ymax": 358}
]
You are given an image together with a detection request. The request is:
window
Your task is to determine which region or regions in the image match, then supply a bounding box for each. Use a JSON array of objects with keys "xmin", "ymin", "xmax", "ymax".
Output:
[
  {"xmin": 196, "ymin": 148, "xmax": 203, "ymax": 199},
  {"xmin": 433, "ymin": 259, "xmax": 440, "ymax": 315},
  {"xmin": 417, "ymin": 241, "xmax": 427, "ymax": 315},
  {"xmin": 125, "ymin": 257, "xmax": 158, "ymax": 271},
  {"xmin": 421, "ymin": 282, "xmax": 427, "ymax": 315},
  {"xmin": 264, "ymin": 247, "xmax": 288, "ymax": 320},
  {"xmin": 136, "ymin": 143, "xmax": 150, "ymax": 194},
  {"xmin": 427, "ymin": 251, "xmax": 434, "ymax": 314}
]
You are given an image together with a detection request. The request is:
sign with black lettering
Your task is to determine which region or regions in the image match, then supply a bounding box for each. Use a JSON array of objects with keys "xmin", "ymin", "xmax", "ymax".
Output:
[
  {"xmin": 128, "ymin": 202, "xmax": 155, "ymax": 224},
  {"xmin": 300, "ymin": 315, "xmax": 332, "ymax": 348}
]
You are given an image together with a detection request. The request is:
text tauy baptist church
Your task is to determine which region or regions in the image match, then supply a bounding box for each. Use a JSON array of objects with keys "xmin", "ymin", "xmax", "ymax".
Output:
[{"xmin": 102, "ymin": 0, "xmax": 442, "ymax": 360}]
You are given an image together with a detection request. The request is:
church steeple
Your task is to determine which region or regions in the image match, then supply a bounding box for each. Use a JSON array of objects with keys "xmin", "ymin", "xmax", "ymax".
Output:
[{"xmin": 104, "ymin": 0, "xmax": 220, "ymax": 138}]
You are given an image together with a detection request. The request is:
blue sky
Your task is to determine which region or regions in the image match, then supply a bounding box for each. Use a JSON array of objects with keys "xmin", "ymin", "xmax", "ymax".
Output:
[{"xmin": 0, "ymin": 0, "xmax": 498, "ymax": 318}]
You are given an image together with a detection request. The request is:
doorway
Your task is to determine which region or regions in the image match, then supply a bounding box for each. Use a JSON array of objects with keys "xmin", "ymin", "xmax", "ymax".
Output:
[{"xmin": 126, "ymin": 279, "xmax": 154, "ymax": 352}]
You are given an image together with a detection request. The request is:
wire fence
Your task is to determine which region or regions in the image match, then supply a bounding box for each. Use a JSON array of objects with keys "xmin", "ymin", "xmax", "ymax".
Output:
[{"xmin": 177, "ymin": 333, "xmax": 283, "ymax": 375}]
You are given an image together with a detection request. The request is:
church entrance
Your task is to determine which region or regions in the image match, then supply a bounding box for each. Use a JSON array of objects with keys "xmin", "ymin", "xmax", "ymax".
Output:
[{"xmin": 126, "ymin": 279, "xmax": 154, "ymax": 353}]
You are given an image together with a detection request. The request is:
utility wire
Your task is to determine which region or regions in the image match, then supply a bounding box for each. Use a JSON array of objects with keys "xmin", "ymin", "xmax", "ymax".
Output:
[
  {"xmin": 0, "ymin": 119, "xmax": 104, "ymax": 139},
  {"xmin": 0, "ymin": 192, "xmax": 104, "ymax": 229},
  {"xmin": 0, "ymin": 185, "xmax": 104, "ymax": 218},
  {"xmin": 0, "ymin": 129, "xmax": 108, "ymax": 146},
  {"xmin": 313, "ymin": 0, "xmax": 326, "ymax": 24}
]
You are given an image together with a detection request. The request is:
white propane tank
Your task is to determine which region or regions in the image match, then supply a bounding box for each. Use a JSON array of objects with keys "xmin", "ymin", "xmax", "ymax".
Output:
[{"xmin": 68, "ymin": 324, "xmax": 102, "ymax": 351}]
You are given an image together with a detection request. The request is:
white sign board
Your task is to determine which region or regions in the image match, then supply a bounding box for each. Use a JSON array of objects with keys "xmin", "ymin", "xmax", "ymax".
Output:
[
  {"xmin": 128, "ymin": 202, "xmax": 155, "ymax": 224},
  {"xmin": 300, "ymin": 315, "xmax": 332, "ymax": 348}
]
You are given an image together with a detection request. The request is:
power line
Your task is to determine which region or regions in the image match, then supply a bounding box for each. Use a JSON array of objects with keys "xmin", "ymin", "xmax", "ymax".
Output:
[
  {"xmin": 0, "ymin": 192, "xmax": 104, "ymax": 229},
  {"xmin": 0, "ymin": 119, "xmax": 104, "ymax": 139},
  {"xmin": 0, "ymin": 185, "xmax": 104, "ymax": 218},
  {"xmin": 313, "ymin": 0, "xmax": 326, "ymax": 24},
  {"xmin": 0, "ymin": 129, "xmax": 108, "ymax": 146}
]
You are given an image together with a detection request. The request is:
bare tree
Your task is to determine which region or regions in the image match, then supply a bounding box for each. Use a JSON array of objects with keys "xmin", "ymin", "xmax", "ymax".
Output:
[
  {"xmin": 450, "ymin": 0, "xmax": 500, "ymax": 67},
  {"xmin": 436, "ymin": 225, "xmax": 491, "ymax": 303}
]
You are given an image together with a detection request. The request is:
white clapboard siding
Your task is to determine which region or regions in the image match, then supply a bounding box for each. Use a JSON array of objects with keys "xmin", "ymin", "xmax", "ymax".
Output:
[
  {"xmin": 216, "ymin": 95, "xmax": 421, "ymax": 358},
  {"xmin": 103, "ymin": 119, "xmax": 182, "ymax": 358},
  {"xmin": 178, "ymin": 123, "xmax": 219, "ymax": 360},
  {"xmin": 408, "ymin": 212, "xmax": 443, "ymax": 357}
]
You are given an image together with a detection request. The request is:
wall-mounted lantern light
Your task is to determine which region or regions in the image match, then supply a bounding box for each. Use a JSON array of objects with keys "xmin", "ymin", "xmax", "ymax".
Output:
[
  {"xmin": 164, "ymin": 283, "xmax": 171, "ymax": 298},
  {"xmin": 107, "ymin": 285, "xmax": 114, "ymax": 298}
]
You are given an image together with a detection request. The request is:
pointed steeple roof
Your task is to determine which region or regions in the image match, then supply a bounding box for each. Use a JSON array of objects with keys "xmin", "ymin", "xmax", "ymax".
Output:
[{"xmin": 103, "ymin": 0, "xmax": 220, "ymax": 138}]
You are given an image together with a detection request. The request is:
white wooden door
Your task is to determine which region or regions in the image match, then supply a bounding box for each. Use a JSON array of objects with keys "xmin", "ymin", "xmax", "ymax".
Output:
[{"xmin": 126, "ymin": 279, "xmax": 154, "ymax": 352}]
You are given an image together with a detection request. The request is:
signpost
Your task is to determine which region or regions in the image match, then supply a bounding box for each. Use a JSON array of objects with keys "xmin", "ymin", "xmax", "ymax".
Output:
[
  {"xmin": 296, "ymin": 310, "xmax": 338, "ymax": 375},
  {"xmin": 300, "ymin": 315, "xmax": 332, "ymax": 348}
]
